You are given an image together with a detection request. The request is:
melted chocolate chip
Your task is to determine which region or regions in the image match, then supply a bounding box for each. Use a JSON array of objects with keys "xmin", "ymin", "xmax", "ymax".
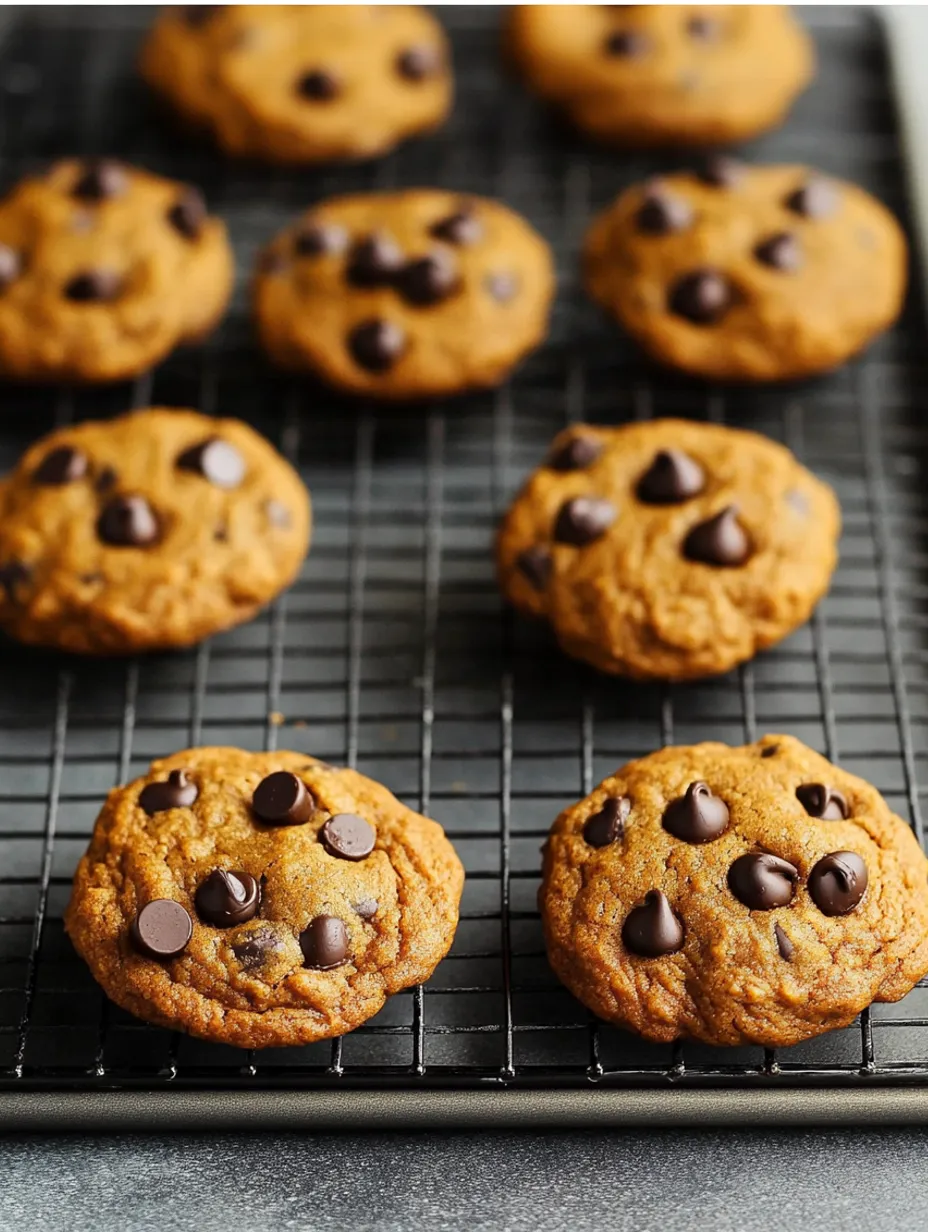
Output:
[
  {"xmin": 131, "ymin": 899, "xmax": 192, "ymax": 959},
  {"xmin": 603, "ymin": 29, "xmax": 650, "ymax": 57},
  {"xmin": 0, "ymin": 560, "xmax": 30, "ymax": 602},
  {"xmin": 300, "ymin": 915, "xmax": 350, "ymax": 969},
  {"xmin": 177, "ymin": 437, "xmax": 246, "ymax": 489},
  {"xmin": 253, "ymin": 770, "xmax": 314, "ymax": 826},
  {"xmin": 294, "ymin": 223, "xmax": 349, "ymax": 257},
  {"xmin": 297, "ymin": 68, "xmax": 340, "ymax": 100},
  {"xmin": 354, "ymin": 898, "xmax": 379, "ymax": 920},
  {"xmin": 399, "ymin": 249, "xmax": 460, "ymax": 306},
  {"xmin": 430, "ymin": 208, "xmax": 483, "ymax": 246},
  {"xmin": 663, "ymin": 781, "xmax": 730, "ymax": 843},
  {"xmin": 700, "ymin": 156, "xmax": 745, "ymax": 188},
  {"xmin": 774, "ymin": 923, "xmax": 794, "ymax": 961},
  {"xmin": 321, "ymin": 814, "xmax": 376, "ymax": 861},
  {"xmin": 637, "ymin": 449, "xmax": 705, "ymax": 504},
  {"xmin": 33, "ymin": 445, "xmax": 89, "ymax": 486},
  {"xmin": 797, "ymin": 783, "xmax": 849, "ymax": 821},
  {"xmin": 583, "ymin": 796, "xmax": 630, "ymax": 847},
  {"xmin": 687, "ymin": 13, "xmax": 722, "ymax": 39},
  {"xmin": 761, "ymin": 744, "xmax": 779, "ymax": 758},
  {"xmin": 728, "ymin": 853, "xmax": 799, "ymax": 910},
  {"xmin": 265, "ymin": 499, "xmax": 291, "ymax": 528},
  {"xmin": 683, "ymin": 506, "xmax": 751, "ymax": 566},
  {"xmin": 516, "ymin": 546, "xmax": 552, "ymax": 591},
  {"xmin": 637, "ymin": 187, "xmax": 694, "ymax": 236},
  {"xmin": 622, "ymin": 890, "xmax": 684, "ymax": 957},
  {"xmin": 167, "ymin": 189, "xmax": 207, "ymax": 240},
  {"xmin": 138, "ymin": 769, "xmax": 198, "ymax": 815},
  {"xmin": 95, "ymin": 466, "xmax": 118, "ymax": 492},
  {"xmin": 348, "ymin": 318, "xmax": 407, "ymax": 372},
  {"xmin": 485, "ymin": 271, "xmax": 519, "ymax": 303},
  {"xmin": 668, "ymin": 269, "xmax": 733, "ymax": 324},
  {"xmin": 64, "ymin": 269, "xmax": 122, "ymax": 302},
  {"xmin": 548, "ymin": 434, "xmax": 603, "ymax": 472},
  {"xmin": 553, "ymin": 497, "xmax": 616, "ymax": 546},
  {"xmin": 232, "ymin": 926, "xmax": 281, "ymax": 967},
  {"xmin": 808, "ymin": 851, "xmax": 868, "ymax": 916},
  {"xmin": 347, "ymin": 233, "xmax": 404, "ymax": 287},
  {"xmin": 0, "ymin": 244, "xmax": 22, "ymax": 288},
  {"xmin": 97, "ymin": 493, "xmax": 160, "ymax": 547},
  {"xmin": 72, "ymin": 159, "xmax": 126, "ymax": 201},
  {"xmin": 195, "ymin": 869, "xmax": 260, "ymax": 928},
  {"xmin": 754, "ymin": 231, "xmax": 802, "ymax": 272},
  {"xmin": 396, "ymin": 45, "xmax": 443, "ymax": 81},
  {"xmin": 785, "ymin": 179, "xmax": 838, "ymax": 220}
]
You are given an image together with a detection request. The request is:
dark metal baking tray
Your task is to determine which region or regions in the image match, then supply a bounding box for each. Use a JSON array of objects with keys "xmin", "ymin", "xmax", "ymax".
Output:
[{"xmin": 3, "ymin": 5, "xmax": 928, "ymax": 1128}]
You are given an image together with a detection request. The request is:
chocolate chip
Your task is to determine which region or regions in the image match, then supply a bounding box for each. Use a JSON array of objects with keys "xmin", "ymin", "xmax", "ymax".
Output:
[
  {"xmin": 97, "ymin": 493, "xmax": 160, "ymax": 547},
  {"xmin": 294, "ymin": 223, "xmax": 349, "ymax": 257},
  {"xmin": 430, "ymin": 208, "xmax": 483, "ymax": 246},
  {"xmin": 516, "ymin": 546, "xmax": 552, "ymax": 590},
  {"xmin": 300, "ymin": 915, "xmax": 350, "ymax": 969},
  {"xmin": 195, "ymin": 869, "xmax": 260, "ymax": 928},
  {"xmin": 663, "ymin": 781, "xmax": 730, "ymax": 843},
  {"xmin": 700, "ymin": 156, "xmax": 745, "ymax": 188},
  {"xmin": 761, "ymin": 744, "xmax": 779, "ymax": 758},
  {"xmin": 265, "ymin": 499, "xmax": 291, "ymax": 528},
  {"xmin": 637, "ymin": 449, "xmax": 705, "ymax": 504},
  {"xmin": 669, "ymin": 269, "xmax": 732, "ymax": 324},
  {"xmin": 637, "ymin": 187, "xmax": 694, "ymax": 236},
  {"xmin": 95, "ymin": 466, "xmax": 117, "ymax": 492},
  {"xmin": 64, "ymin": 269, "xmax": 122, "ymax": 302},
  {"xmin": 297, "ymin": 68, "xmax": 340, "ymax": 100},
  {"xmin": 754, "ymin": 231, "xmax": 802, "ymax": 272},
  {"xmin": 131, "ymin": 899, "xmax": 192, "ymax": 959},
  {"xmin": 808, "ymin": 851, "xmax": 868, "ymax": 916},
  {"xmin": 797, "ymin": 783, "xmax": 849, "ymax": 821},
  {"xmin": 32, "ymin": 445, "xmax": 89, "ymax": 485},
  {"xmin": 139, "ymin": 768, "xmax": 199, "ymax": 815},
  {"xmin": 348, "ymin": 319, "xmax": 407, "ymax": 372},
  {"xmin": 347, "ymin": 233, "xmax": 404, "ymax": 287},
  {"xmin": 728, "ymin": 853, "xmax": 799, "ymax": 910},
  {"xmin": 0, "ymin": 244, "xmax": 22, "ymax": 288},
  {"xmin": 321, "ymin": 813, "xmax": 376, "ymax": 861},
  {"xmin": 396, "ymin": 45, "xmax": 442, "ymax": 81},
  {"xmin": 399, "ymin": 249, "xmax": 460, "ymax": 306},
  {"xmin": 354, "ymin": 898, "xmax": 378, "ymax": 920},
  {"xmin": 622, "ymin": 890, "xmax": 683, "ymax": 957},
  {"xmin": 232, "ymin": 926, "xmax": 281, "ymax": 968},
  {"xmin": 785, "ymin": 179, "xmax": 838, "ymax": 220},
  {"xmin": 184, "ymin": 5, "xmax": 222, "ymax": 26},
  {"xmin": 774, "ymin": 923, "xmax": 794, "ymax": 961},
  {"xmin": 72, "ymin": 159, "xmax": 126, "ymax": 201},
  {"xmin": 583, "ymin": 796, "xmax": 630, "ymax": 847},
  {"xmin": 603, "ymin": 29, "xmax": 650, "ymax": 57},
  {"xmin": 548, "ymin": 433, "xmax": 603, "ymax": 472},
  {"xmin": 177, "ymin": 437, "xmax": 246, "ymax": 489},
  {"xmin": 0, "ymin": 560, "xmax": 29, "ymax": 602},
  {"xmin": 167, "ymin": 189, "xmax": 207, "ymax": 240},
  {"xmin": 253, "ymin": 770, "xmax": 315, "ymax": 825},
  {"xmin": 687, "ymin": 14, "xmax": 722, "ymax": 39},
  {"xmin": 554, "ymin": 497, "xmax": 616, "ymax": 546},
  {"xmin": 683, "ymin": 506, "xmax": 751, "ymax": 566},
  {"xmin": 485, "ymin": 271, "xmax": 519, "ymax": 303}
]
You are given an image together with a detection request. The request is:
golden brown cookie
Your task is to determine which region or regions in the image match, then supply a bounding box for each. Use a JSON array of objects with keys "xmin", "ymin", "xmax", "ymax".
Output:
[
  {"xmin": 541, "ymin": 735, "xmax": 928, "ymax": 1049},
  {"xmin": 584, "ymin": 162, "xmax": 908, "ymax": 381},
  {"xmin": 497, "ymin": 419, "xmax": 840, "ymax": 681},
  {"xmin": 507, "ymin": 5, "xmax": 814, "ymax": 147},
  {"xmin": 0, "ymin": 407, "xmax": 310, "ymax": 654},
  {"xmin": 253, "ymin": 189, "xmax": 555, "ymax": 400},
  {"xmin": 140, "ymin": 5, "xmax": 453, "ymax": 164},
  {"xmin": 65, "ymin": 748, "xmax": 464, "ymax": 1049},
  {"xmin": 0, "ymin": 158, "xmax": 232, "ymax": 383}
]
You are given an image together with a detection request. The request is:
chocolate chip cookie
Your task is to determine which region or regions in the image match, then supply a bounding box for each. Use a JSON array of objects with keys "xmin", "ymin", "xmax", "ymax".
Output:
[
  {"xmin": 253, "ymin": 190, "xmax": 555, "ymax": 399},
  {"xmin": 0, "ymin": 407, "xmax": 310, "ymax": 654},
  {"xmin": 0, "ymin": 158, "xmax": 233, "ymax": 383},
  {"xmin": 507, "ymin": 5, "xmax": 813, "ymax": 147},
  {"xmin": 584, "ymin": 163, "xmax": 907, "ymax": 381},
  {"xmin": 541, "ymin": 734, "xmax": 928, "ymax": 1049},
  {"xmin": 65, "ymin": 748, "xmax": 464, "ymax": 1048},
  {"xmin": 497, "ymin": 419, "xmax": 839, "ymax": 680},
  {"xmin": 141, "ymin": 5, "xmax": 452, "ymax": 164}
]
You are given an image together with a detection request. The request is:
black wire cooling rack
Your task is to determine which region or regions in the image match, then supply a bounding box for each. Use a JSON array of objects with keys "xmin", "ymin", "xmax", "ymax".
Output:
[{"xmin": 4, "ymin": 5, "xmax": 928, "ymax": 1128}]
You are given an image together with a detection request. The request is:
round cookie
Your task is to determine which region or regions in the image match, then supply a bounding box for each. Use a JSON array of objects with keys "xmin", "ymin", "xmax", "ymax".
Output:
[
  {"xmin": 140, "ymin": 5, "xmax": 452, "ymax": 165},
  {"xmin": 65, "ymin": 748, "xmax": 465, "ymax": 1048},
  {"xmin": 497, "ymin": 419, "xmax": 840, "ymax": 681},
  {"xmin": 253, "ymin": 189, "xmax": 555, "ymax": 400},
  {"xmin": 0, "ymin": 158, "xmax": 233, "ymax": 383},
  {"xmin": 584, "ymin": 163, "xmax": 907, "ymax": 382},
  {"xmin": 507, "ymin": 5, "xmax": 813, "ymax": 147},
  {"xmin": 540, "ymin": 735, "xmax": 928, "ymax": 1049},
  {"xmin": 0, "ymin": 407, "xmax": 310, "ymax": 654}
]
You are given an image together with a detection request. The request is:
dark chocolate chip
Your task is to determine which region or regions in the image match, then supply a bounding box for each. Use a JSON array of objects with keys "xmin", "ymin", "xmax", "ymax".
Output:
[
  {"xmin": 294, "ymin": 223, "xmax": 349, "ymax": 257},
  {"xmin": 430, "ymin": 208, "xmax": 483, "ymax": 246},
  {"xmin": 774, "ymin": 923, "xmax": 794, "ymax": 961},
  {"xmin": 485, "ymin": 271, "xmax": 519, "ymax": 302},
  {"xmin": 253, "ymin": 770, "xmax": 314, "ymax": 826},
  {"xmin": 687, "ymin": 14, "xmax": 722, "ymax": 39},
  {"xmin": 131, "ymin": 899, "xmax": 192, "ymax": 959},
  {"xmin": 348, "ymin": 318, "xmax": 407, "ymax": 372},
  {"xmin": 232, "ymin": 926, "xmax": 282, "ymax": 967},
  {"xmin": 683, "ymin": 505, "xmax": 751, "ymax": 566},
  {"xmin": 700, "ymin": 156, "xmax": 745, "ymax": 188},
  {"xmin": 663, "ymin": 781, "xmax": 730, "ymax": 843},
  {"xmin": 265, "ymin": 499, "xmax": 291, "ymax": 528},
  {"xmin": 797, "ymin": 783, "xmax": 849, "ymax": 821},
  {"xmin": 668, "ymin": 269, "xmax": 732, "ymax": 324},
  {"xmin": 0, "ymin": 560, "xmax": 30, "ymax": 602},
  {"xmin": 72, "ymin": 158, "xmax": 126, "ymax": 201},
  {"xmin": 167, "ymin": 189, "xmax": 207, "ymax": 240},
  {"xmin": 95, "ymin": 465, "xmax": 118, "ymax": 492},
  {"xmin": 347, "ymin": 233, "xmax": 404, "ymax": 287},
  {"xmin": 785, "ymin": 179, "xmax": 838, "ymax": 220},
  {"xmin": 321, "ymin": 813, "xmax": 376, "ymax": 861},
  {"xmin": 138, "ymin": 768, "xmax": 199, "ymax": 815},
  {"xmin": 603, "ymin": 29, "xmax": 650, "ymax": 57},
  {"xmin": 64, "ymin": 269, "xmax": 122, "ymax": 302},
  {"xmin": 195, "ymin": 869, "xmax": 260, "ymax": 928},
  {"xmin": 622, "ymin": 890, "xmax": 684, "ymax": 957},
  {"xmin": 354, "ymin": 898, "xmax": 378, "ymax": 920},
  {"xmin": 396, "ymin": 45, "xmax": 443, "ymax": 81},
  {"xmin": 548, "ymin": 433, "xmax": 603, "ymax": 472},
  {"xmin": 728, "ymin": 852, "xmax": 799, "ymax": 910},
  {"xmin": 808, "ymin": 851, "xmax": 868, "ymax": 916},
  {"xmin": 177, "ymin": 437, "xmax": 246, "ymax": 489},
  {"xmin": 399, "ymin": 249, "xmax": 460, "ymax": 306},
  {"xmin": 754, "ymin": 231, "xmax": 802, "ymax": 272},
  {"xmin": 32, "ymin": 445, "xmax": 89, "ymax": 486},
  {"xmin": 296, "ymin": 68, "xmax": 340, "ymax": 101},
  {"xmin": 553, "ymin": 497, "xmax": 616, "ymax": 546},
  {"xmin": 516, "ymin": 546, "xmax": 552, "ymax": 591},
  {"xmin": 637, "ymin": 186, "xmax": 694, "ymax": 236},
  {"xmin": 636, "ymin": 449, "xmax": 705, "ymax": 504},
  {"xmin": 583, "ymin": 796, "xmax": 630, "ymax": 847},
  {"xmin": 0, "ymin": 244, "xmax": 22, "ymax": 288},
  {"xmin": 97, "ymin": 493, "xmax": 160, "ymax": 547},
  {"xmin": 761, "ymin": 744, "xmax": 779, "ymax": 758},
  {"xmin": 300, "ymin": 915, "xmax": 350, "ymax": 969}
]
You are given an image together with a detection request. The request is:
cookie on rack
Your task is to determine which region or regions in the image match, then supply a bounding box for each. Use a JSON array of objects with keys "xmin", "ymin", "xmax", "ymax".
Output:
[
  {"xmin": 0, "ymin": 407, "xmax": 310, "ymax": 654},
  {"xmin": 253, "ymin": 189, "xmax": 555, "ymax": 399},
  {"xmin": 497, "ymin": 418, "xmax": 839, "ymax": 680},
  {"xmin": 506, "ymin": 5, "xmax": 814, "ymax": 147},
  {"xmin": 140, "ymin": 5, "xmax": 453, "ymax": 164},
  {"xmin": 584, "ymin": 162, "xmax": 907, "ymax": 381},
  {"xmin": 540, "ymin": 734, "xmax": 928, "ymax": 1049},
  {"xmin": 0, "ymin": 158, "xmax": 233, "ymax": 383},
  {"xmin": 65, "ymin": 747, "xmax": 464, "ymax": 1048}
]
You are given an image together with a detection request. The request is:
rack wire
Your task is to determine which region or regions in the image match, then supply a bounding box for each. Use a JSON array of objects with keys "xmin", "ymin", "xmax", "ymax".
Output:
[{"xmin": 3, "ymin": 6, "xmax": 928, "ymax": 1112}]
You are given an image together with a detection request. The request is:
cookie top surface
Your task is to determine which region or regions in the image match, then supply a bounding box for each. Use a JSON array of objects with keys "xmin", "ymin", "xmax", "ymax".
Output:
[
  {"xmin": 508, "ymin": 5, "xmax": 814, "ymax": 146},
  {"xmin": 65, "ymin": 747, "xmax": 465, "ymax": 1048},
  {"xmin": 0, "ymin": 407, "xmax": 310, "ymax": 654},
  {"xmin": 584, "ymin": 164, "xmax": 907, "ymax": 382},
  {"xmin": 0, "ymin": 159, "xmax": 233, "ymax": 383},
  {"xmin": 540, "ymin": 735, "xmax": 928, "ymax": 1048},
  {"xmin": 253, "ymin": 189, "xmax": 555, "ymax": 399},
  {"xmin": 141, "ymin": 5, "xmax": 452, "ymax": 164},
  {"xmin": 497, "ymin": 419, "xmax": 840, "ymax": 681}
]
